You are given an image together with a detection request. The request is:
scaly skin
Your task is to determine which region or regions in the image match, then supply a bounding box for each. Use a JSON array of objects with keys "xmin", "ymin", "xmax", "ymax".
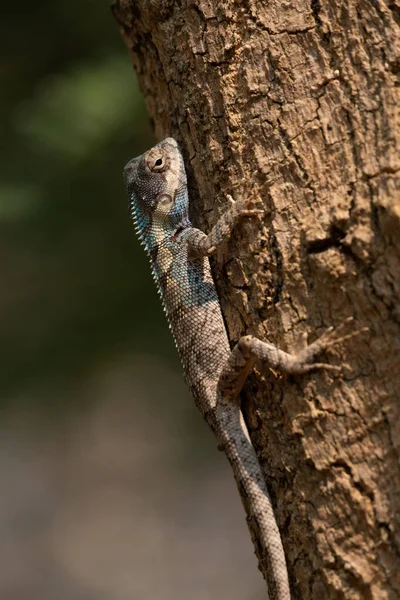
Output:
[{"xmin": 123, "ymin": 137, "xmax": 363, "ymax": 599}]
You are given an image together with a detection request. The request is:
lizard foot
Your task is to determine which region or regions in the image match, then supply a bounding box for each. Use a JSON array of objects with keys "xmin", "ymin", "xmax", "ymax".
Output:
[{"xmin": 290, "ymin": 317, "xmax": 369, "ymax": 375}]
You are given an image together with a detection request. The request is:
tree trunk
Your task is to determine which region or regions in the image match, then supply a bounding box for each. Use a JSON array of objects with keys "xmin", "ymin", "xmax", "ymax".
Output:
[{"xmin": 113, "ymin": 1, "xmax": 400, "ymax": 597}]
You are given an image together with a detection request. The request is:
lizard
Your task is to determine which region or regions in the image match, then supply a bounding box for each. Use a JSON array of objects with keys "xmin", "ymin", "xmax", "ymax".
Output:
[{"xmin": 123, "ymin": 137, "xmax": 362, "ymax": 600}]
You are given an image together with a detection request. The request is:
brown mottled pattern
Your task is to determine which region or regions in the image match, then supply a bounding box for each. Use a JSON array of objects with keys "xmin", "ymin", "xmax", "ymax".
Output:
[{"xmin": 124, "ymin": 138, "xmax": 362, "ymax": 600}]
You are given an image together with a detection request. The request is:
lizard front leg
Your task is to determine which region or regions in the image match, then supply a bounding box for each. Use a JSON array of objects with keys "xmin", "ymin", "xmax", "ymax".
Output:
[{"xmin": 185, "ymin": 194, "xmax": 262, "ymax": 256}]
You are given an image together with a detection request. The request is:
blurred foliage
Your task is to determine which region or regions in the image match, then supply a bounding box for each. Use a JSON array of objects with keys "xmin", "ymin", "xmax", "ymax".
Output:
[{"xmin": 0, "ymin": 0, "xmax": 176, "ymax": 405}]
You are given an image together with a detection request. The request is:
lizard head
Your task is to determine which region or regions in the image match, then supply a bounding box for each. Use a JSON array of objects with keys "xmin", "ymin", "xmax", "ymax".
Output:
[{"xmin": 123, "ymin": 138, "xmax": 190, "ymax": 250}]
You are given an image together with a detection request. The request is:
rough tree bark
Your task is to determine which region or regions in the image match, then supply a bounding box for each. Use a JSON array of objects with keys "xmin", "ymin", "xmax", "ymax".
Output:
[{"xmin": 113, "ymin": 1, "xmax": 400, "ymax": 598}]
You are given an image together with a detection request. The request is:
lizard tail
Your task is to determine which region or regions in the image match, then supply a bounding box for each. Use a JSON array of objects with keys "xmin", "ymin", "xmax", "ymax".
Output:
[{"xmin": 216, "ymin": 404, "xmax": 291, "ymax": 600}]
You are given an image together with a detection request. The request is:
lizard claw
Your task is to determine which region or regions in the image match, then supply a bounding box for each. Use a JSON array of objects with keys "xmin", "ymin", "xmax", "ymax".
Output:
[
  {"xmin": 313, "ymin": 317, "xmax": 369, "ymax": 351},
  {"xmin": 226, "ymin": 194, "xmax": 264, "ymax": 219},
  {"xmin": 297, "ymin": 317, "xmax": 369, "ymax": 370},
  {"xmin": 299, "ymin": 362, "xmax": 343, "ymax": 374}
]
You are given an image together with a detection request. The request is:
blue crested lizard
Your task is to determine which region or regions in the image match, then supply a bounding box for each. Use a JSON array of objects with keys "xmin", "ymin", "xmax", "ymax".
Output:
[{"xmin": 123, "ymin": 137, "xmax": 362, "ymax": 600}]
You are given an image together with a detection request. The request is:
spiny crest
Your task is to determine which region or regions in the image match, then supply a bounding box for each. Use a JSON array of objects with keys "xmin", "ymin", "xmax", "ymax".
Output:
[{"xmin": 130, "ymin": 192, "xmax": 151, "ymax": 253}]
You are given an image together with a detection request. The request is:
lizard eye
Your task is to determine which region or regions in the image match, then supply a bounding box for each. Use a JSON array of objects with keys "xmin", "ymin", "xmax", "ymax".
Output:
[{"xmin": 147, "ymin": 153, "xmax": 167, "ymax": 173}]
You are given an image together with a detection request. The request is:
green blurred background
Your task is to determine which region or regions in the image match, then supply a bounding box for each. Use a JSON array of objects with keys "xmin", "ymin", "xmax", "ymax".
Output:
[
  {"xmin": 1, "ymin": 0, "xmax": 164, "ymax": 398},
  {"xmin": 0, "ymin": 2, "xmax": 264, "ymax": 598}
]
